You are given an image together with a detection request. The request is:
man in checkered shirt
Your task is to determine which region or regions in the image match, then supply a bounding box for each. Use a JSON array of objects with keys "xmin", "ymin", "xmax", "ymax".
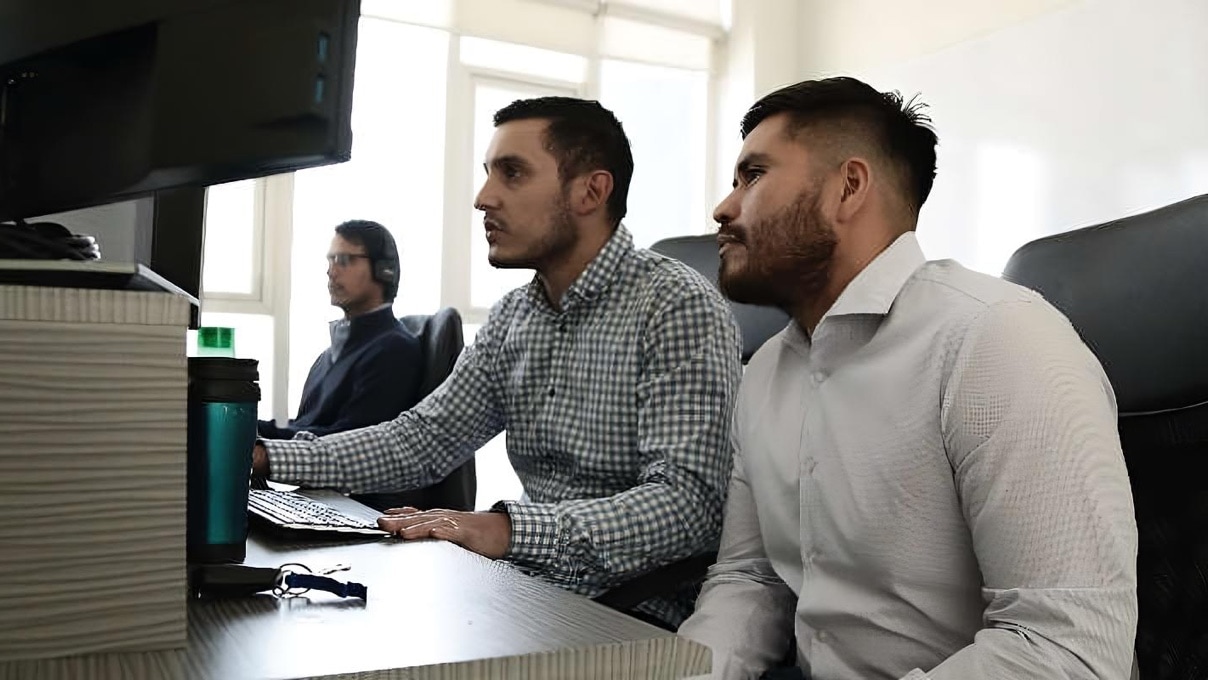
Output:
[{"xmin": 253, "ymin": 96, "xmax": 743, "ymax": 626}]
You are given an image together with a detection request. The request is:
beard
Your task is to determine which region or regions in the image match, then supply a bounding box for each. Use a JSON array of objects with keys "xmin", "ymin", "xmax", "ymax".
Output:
[
  {"xmin": 487, "ymin": 191, "xmax": 578, "ymax": 270},
  {"xmin": 718, "ymin": 188, "xmax": 838, "ymax": 311}
]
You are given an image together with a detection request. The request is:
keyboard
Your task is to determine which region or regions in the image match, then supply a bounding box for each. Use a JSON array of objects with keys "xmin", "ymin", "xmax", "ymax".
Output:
[{"xmin": 247, "ymin": 489, "xmax": 389, "ymax": 536}]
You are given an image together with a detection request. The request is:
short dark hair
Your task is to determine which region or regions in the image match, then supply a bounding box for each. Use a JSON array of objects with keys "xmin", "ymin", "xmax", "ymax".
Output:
[
  {"xmin": 493, "ymin": 96, "xmax": 634, "ymax": 226},
  {"xmin": 334, "ymin": 219, "xmax": 399, "ymax": 302},
  {"xmin": 741, "ymin": 77, "xmax": 938, "ymax": 213}
]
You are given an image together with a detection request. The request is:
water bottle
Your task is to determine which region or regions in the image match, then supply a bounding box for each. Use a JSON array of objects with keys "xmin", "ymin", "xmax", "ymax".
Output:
[{"xmin": 186, "ymin": 357, "xmax": 260, "ymax": 564}]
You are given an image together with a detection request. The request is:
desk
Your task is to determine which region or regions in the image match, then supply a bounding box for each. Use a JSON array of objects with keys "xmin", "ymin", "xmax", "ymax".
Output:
[{"xmin": 0, "ymin": 531, "xmax": 711, "ymax": 679}]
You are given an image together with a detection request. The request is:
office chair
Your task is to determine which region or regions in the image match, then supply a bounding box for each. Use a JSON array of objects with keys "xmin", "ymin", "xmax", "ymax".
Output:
[
  {"xmin": 1003, "ymin": 193, "xmax": 1208, "ymax": 680},
  {"xmin": 591, "ymin": 235, "xmax": 790, "ymax": 628},
  {"xmin": 650, "ymin": 234, "xmax": 790, "ymax": 362},
  {"xmin": 351, "ymin": 307, "xmax": 477, "ymax": 512}
]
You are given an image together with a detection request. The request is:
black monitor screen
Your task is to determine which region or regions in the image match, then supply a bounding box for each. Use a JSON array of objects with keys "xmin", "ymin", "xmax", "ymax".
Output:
[{"xmin": 0, "ymin": 0, "xmax": 360, "ymax": 221}]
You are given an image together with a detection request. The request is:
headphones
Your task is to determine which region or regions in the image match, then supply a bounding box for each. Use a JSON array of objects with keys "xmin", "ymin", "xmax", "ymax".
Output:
[{"xmin": 371, "ymin": 232, "xmax": 400, "ymax": 289}]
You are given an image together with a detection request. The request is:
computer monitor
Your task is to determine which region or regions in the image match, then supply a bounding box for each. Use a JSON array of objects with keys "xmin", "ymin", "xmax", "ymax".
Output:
[
  {"xmin": 0, "ymin": 0, "xmax": 361, "ymax": 221},
  {"xmin": 0, "ymin": 0, "xmax": 360, "ymax": 314}
]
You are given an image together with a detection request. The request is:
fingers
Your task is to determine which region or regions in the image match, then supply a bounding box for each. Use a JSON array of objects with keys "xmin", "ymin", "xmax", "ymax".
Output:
[
  {"xmin": 382, "ymin": 506, "xmax": 420, "ymax": 515},
  {"xmin": 377, "ymin": 510, "xmax": 462, "ymax": 542}
]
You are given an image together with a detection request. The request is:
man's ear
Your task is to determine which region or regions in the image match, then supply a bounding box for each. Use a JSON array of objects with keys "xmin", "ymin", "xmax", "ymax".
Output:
[
  {"xmin": 835, "ymin": 157, "xmax": 871, "ymax": 222},
  {"xmin": 572, "ymin": 170, "xmax": 615, "ymax": 217}
]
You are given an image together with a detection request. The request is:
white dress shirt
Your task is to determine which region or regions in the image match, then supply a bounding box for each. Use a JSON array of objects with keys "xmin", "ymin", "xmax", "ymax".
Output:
[{"xmin": 680, "ymin": 232, "xmax": 1138, "ymax": 680}]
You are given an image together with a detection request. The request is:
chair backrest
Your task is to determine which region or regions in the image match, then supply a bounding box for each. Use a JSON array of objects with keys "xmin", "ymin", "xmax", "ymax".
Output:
[
  {"xmin": 650, "ymin": 234, "xmax": 789, "ymax": 363},
  {"xmin": 400, "ymin": 306, "xmax": 465, "ymax": 400},
  {"xmin": 1003, "ymin": 193, "xmax": 1208, "ymax": 679},
  {"xmin": 352, "ymin": 307, "xmax": 476, "ymax": 512}
]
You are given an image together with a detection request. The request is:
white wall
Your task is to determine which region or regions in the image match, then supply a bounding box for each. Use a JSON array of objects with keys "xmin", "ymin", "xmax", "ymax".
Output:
[
  {"xmin": 785, "ymin": 0, "xmax": 1208, "ymax": 274},
  {"xmin": 797, "ymin": 0, "xmax": 1078, "ymax": 78},
  {"xmin": 713, "ymin": 0, "xmax": 801, "ymax": 206}
]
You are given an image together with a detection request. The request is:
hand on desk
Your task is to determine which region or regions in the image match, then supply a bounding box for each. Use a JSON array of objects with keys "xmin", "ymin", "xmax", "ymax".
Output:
[{"xmin": 378, "ymin": 508, "xmax": 511, "ymax": 560}]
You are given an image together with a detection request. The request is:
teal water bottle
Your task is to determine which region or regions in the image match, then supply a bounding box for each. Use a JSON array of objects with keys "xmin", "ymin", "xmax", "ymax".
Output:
[{"xmin": 187, "ymin": 357, "xmax": 260, "ymax": 564}]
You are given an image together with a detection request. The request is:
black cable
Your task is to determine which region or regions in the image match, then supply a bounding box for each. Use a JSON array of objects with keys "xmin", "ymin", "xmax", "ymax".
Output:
[{"xmin": 0, "ymin": 218, "xmax": 100, "ymax": 260}]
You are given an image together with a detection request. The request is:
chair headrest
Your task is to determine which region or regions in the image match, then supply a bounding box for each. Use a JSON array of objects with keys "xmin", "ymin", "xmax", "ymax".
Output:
[
  {"xmin": 400, "ymin": 307, "xmax": 464, "ymax": 345},
  {"xmin": 399, "ymin": 307, "xmax": 465, "ymax": 399},
  {"xmin": 650, "ymin": 234, "xmax": 789, "ymax": 363},
  {"xmin": 1003, "ymin": 193, "xmax": 1208, "ymax": 414}
]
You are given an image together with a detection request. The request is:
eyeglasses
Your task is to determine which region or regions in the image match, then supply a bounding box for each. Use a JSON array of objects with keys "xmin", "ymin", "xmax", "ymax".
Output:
[{"xmin": 326, "ymin": 253, "xmax": 372, "ymax": 268}]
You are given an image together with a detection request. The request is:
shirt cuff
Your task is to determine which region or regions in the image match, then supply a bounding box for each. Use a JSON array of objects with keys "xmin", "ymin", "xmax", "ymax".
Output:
[
  {"xmin": 493, "ymin": 500, "xmax": 560, "ymax": 568},
  {"xmin": 262, "ymin": 434, "xmax": 341, "ymax": 488}
]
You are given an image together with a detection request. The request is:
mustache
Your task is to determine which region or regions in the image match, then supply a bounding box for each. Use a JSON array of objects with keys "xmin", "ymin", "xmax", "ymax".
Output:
[{"xmin": 716, "ymin": 224, "xmax": 745, "ymax": 245}]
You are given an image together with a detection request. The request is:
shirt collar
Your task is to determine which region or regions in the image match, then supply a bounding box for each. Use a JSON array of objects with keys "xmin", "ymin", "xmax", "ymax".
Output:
[
  {"xmin": 329, "ymin": 303, "xmax": 394, "ymax": 362},
  {"xmin": 821, "ymin": 231, "xmax": 926, "ymax": 322},
  {"xmin": 524, "ymin": 224, "xmax": 634, "ymax": 312}
]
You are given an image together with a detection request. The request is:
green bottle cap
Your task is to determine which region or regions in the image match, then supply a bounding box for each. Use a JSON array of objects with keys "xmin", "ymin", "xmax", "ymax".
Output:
[{"xmin": 197, "ymin": 326, "xmax": 236, "ymax": 357}]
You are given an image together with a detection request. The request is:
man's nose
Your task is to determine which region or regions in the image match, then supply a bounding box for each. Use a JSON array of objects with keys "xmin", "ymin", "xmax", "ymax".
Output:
[{"xmin": 714, "ymin": 188, "xmax": 740, "ymax": 226}]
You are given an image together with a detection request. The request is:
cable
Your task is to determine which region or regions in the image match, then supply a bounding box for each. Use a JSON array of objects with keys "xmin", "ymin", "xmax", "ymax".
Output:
[{"xmin": 0, "ymin": 218, "xmax": 100, "ymax": 260}]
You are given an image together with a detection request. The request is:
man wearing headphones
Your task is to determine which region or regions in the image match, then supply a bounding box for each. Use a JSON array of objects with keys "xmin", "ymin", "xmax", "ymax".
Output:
[{"xmin": 258, "ymin": 219, "xmax": 423, "ymax": 439}]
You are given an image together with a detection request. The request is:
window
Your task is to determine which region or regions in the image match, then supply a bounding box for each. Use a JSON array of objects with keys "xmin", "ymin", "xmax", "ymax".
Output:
[
  {"xmin": 287, "ymin": 19, "xmax": 450, "ymax": 411},
  {"xmin": 610, "ymin": 0, "xmax": 730, "ymax": 28},
  {"xmin": 460, "ymin": 36, "xmax": 588, "ymax": 83},
  {"xmin": 599, "ymin": 58, "xmax": 709, "ymax": 247},
  {"xmin": 599, "ymin": 15, "xmax": 715, "ymax": 70},
  {"xmin": 201, "ymin": 179, "xmax": 259, "ymax": 297}
]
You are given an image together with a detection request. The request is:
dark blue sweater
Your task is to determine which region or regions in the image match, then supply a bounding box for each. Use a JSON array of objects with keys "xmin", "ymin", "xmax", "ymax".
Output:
[{"xmin": 257, "ymin": 306, "xmax": 422, "ymax": 439}]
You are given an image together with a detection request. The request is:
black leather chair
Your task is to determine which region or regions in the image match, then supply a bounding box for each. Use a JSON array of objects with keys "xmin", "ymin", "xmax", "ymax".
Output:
[
  {"xmin": 591, "ymin": 235, "xmax": 790, "ymax": 628},
  {"xmin": 1003, "ymin": 193, "xmax": 1208, "ymax": 680},
  {"xmin": 352, "ymin": 307, "xmax": 477, "ymax": 512},
  {"xmin": 651, "ymin": 234, "xmax": 790, "ymax": 362}
]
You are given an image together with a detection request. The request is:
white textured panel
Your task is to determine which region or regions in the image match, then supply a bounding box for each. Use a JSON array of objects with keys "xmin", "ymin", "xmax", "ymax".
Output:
[
  {"xmin": 318, "ymin": 637, "xmax": 711, "ymax": 680},
  {"xmin": 0, "ymin": 650, "xmax": 186, "ymax": 680},
  {"xmin": 0, "ymin": 286, "xmax": 191, "ymax": 326},
  {"xmin": 0, "ymin": 293, "xmax": 188, "ymax": 663},
  {"xmin": 0, "ymin": 636, "xmax": 710, "ymax": 679}
]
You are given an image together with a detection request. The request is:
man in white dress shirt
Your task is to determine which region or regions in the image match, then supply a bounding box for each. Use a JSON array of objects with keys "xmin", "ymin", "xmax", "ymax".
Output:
[{"xmin": 679, "ymin": 77, "xmax": 1138, "ymax": 680}]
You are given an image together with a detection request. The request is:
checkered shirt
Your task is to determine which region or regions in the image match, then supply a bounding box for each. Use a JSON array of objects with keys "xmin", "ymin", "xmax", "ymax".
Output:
[{"xmin": 266, "ymin": 225, "xmax": 743, "ymax": 625}]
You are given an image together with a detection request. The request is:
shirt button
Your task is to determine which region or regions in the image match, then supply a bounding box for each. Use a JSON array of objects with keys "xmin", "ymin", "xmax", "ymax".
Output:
[
  {"xmin": 547, "ymin": 386, "xmax": 556, "ymax": 397},
  {"xmin": 811, "ymin": 371, "xmax": 826, "ymax": 384},
  {"xmin": 816, "ymin": 630, "xmax": 828, "ymax": 643}
]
